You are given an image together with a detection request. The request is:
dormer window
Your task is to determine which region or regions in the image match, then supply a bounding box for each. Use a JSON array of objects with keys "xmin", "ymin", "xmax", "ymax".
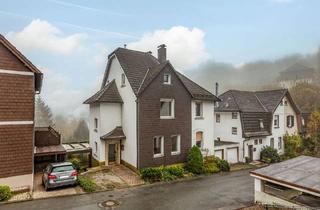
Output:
[
  {"xmin": 259, "ymin": 119, "xmax": 264, "ymax": 129},
  {"xmin": 121, "ymin": 73, "xmax": 126, "ymax": 87},
  {"xmin": 163, "ymin": 73, "xmax": 171, "ymax": 85}
]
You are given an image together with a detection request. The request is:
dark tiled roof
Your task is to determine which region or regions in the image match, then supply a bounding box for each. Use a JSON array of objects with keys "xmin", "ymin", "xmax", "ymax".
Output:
[
  {"xmin": 84, "ymin": 80, "xmax": 123, "ymax": 104},
  {"xmin": 100, "ymin": 126, "xmax": 126, "ymax": 140},
  {"xmin": 112, "ymin": 48, "xmax": 160, "ymax": 95},
  {"xmin": 278, "ymin": 63, "xmax": 315, "ymax": 81},
  {"xmin": 175, "ymin": 71, "xmax": 220, "ymax": 101},
  {"xmin": 216, "ymin": 90, "xmax": 267, "ymax": 112},
  {"xmin": 241, "ymin": 112, "xmax": 272, "ymax": 137},
  {"xmin": 101, "ymin": 47, "xmax": 218, "ymax": 101},
  {"xmin": 214, "ymin": 140, "xmax": 239, "ymax": 147},
  {"xmin": 255, "ymin": 89, "xmax": 287, "ymax": 112}
]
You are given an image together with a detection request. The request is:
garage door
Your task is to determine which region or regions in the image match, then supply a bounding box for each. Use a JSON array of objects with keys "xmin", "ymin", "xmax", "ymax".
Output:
[
  {"xmin": 227, "ymin": 148, "xmax": 238, "ymax": 163},
  {"xmin": 214, "ymin": 150, "xmax": 223, "ymax": 160}
]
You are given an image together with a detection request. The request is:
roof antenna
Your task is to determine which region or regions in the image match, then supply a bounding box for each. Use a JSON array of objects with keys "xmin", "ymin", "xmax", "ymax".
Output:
[{"xmin": 124, "ymin": 44, "xmax": 127, "ymax": 49}]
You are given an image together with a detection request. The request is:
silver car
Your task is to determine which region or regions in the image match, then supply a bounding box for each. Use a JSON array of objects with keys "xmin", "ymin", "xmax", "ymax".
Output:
[{"xmin": 42, "ymin": 162, "xmax": 77, "ymax": 191}]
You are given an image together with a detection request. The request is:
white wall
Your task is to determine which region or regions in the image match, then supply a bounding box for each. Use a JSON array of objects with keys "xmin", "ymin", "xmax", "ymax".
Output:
[
  {"xmin": 89, "ymin": 104, "xmax": 101, "ymax": 161},
  {"xmin": 268, "ymin": 96, "xmax": 299, "ymax": 155},
  {"xmin": 106, "ymin": 56, "xmax": 137, "ymax": 167},
  {"xmin": 243, "ymin": 137, "xmax": 268, "ymax": 161},
  {"xmin": 191, "ymin": 101, "xmax": 215, "ymax": 155}
]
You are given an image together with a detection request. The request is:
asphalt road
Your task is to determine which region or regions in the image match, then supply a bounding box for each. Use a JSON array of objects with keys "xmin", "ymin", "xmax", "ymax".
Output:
[{"xmin": 0, "ymin": 169, "xmax": 254, "ymax": 210}]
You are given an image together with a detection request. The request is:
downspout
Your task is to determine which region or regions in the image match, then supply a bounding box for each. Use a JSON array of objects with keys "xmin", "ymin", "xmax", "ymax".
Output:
[{"xmin": 136, "ymin": 98, "xmax": 139, "ymax": 169}]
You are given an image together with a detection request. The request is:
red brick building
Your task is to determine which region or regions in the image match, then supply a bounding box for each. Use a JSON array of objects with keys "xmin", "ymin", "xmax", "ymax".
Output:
[{"xmin": 0, "ymin": 35, "xmax": 42, "ymax": 190}]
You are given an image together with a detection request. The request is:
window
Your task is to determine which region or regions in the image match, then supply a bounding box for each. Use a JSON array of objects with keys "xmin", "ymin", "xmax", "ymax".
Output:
[
  {"xmin": 232, "ymin": 112, "xmax": 238, "ymax": 119},
  {"xmin": 216, "ymin": 113, "xmax": 221, "ymax": 123},
  {"xmin": 280, "ymin": 101, "xmax": 283, "ymax": 106},
  {"xmin": 153, "ymin": 136, "xmax": 164, "ymax": 158},
  {"xmin": 196, "ymin": 131, "xmax": 203, "ymax": 148},
  {"xmin": 270, "ymin": 138, "xmax": 274, "ymax": 149},
  {"xmin": 171, "ymin": 135, "xmax": 181, "ymax": 155},
  {"xmin": 259, "ymin": 119, "xmax": 264, "ymax": 129},
  {"xmin": 254, "ymin": 139, "xmax": 258, "ymax": 145},
  {"xmin": 274, "ymin": 115, "xmax": 279, "ymax": 128},
  {"xmin": 232, "ymin": 127, "xmax": 237, "ymax": 135},
  {"xmin": 284, "ymin": 100, "xmax": 288, "ymax": 106},
  {"xmin": 259, "ymin": 139, "xmax": 262, "ymax": 144},
  {"xmin": 163, "ymin": 73, "xmax": 171, "ymax": 85},
  {"xmin": 121, "ymin": 73, "xmax": 126, "ymax": 87},
  {"xmin": 278, "ymin": 137, "xmax": 282, "ymax": 150},
  {"xmin": 94, "ymin": 142, "xmax": 98, "ymax": 154},
  {"xmin": 195, "ymin": 102, "xmax": 203, "ymax": 118},
  {"xmin": 94, "ymin": 118, "xmax": 98, "ymax": 132},
  {"xmin": 287, "ymin": 115, "xmax": 294, "ymax": 128},
  {"xmin": 160, "ymin": 99, "xmax": 175, "ymax": 119}
]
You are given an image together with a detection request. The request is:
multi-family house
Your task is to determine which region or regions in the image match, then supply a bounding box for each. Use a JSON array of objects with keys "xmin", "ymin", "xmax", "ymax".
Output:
[
  {"xmin": 84, "ymin": 45, "xmax": 219, "ymax": 169},
  {"xmin": 214, "ymin": 89, "xmax": 300, "ymax": 163},
  {"xmin": 0, "ymin": 35, "xmax": 42, "ymax": 190}
]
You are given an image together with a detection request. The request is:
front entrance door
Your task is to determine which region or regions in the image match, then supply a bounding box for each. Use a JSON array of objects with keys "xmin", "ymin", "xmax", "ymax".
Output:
[
  {"xmin": 248, "ymin": 145, "xmax": 253, "ymax": 162},
  {"xmin": 108, "ymin": 144, "xmax": 116, "ymax": 162}
]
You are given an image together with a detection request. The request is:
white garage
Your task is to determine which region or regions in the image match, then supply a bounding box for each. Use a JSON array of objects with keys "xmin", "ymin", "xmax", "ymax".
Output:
[
  {"xmin": 226, "ymin": 147, "xmax": 238, "ymax": 164},
  {"xmin": 214, "ymin": 149, "xmax": 223, "ymax": 160}
]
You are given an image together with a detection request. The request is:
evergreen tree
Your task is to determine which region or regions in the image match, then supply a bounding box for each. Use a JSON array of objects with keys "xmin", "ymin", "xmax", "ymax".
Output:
[
  {"xmin": 35, "ymin": 96, "xmax": 53, "ymax": 127},
  {"xmin": 73, "ymin": 119, "xmax": 89, "ymax": 142}
]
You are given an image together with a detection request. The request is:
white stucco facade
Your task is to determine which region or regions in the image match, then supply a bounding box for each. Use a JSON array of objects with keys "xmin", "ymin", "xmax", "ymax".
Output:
[
  {"xmin": 191, "ymin": 101, "xmax": 215, "ymax": 156},
  {"xmin": 214, "ymin": 95, "xmax": 299, "ymax": 163}
]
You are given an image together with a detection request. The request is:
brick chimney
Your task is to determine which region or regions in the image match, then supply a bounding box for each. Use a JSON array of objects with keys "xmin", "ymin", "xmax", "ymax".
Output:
[{"xmin": 157, "ymin": 44, "xmax": 167, "ymax": 63}]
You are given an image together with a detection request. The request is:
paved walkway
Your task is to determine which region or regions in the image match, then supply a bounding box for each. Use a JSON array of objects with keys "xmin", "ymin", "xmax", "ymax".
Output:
[
  {"xmin": 0, "ymin": 169, "xmax": 254, "ymax": 210},
  {"xmin": 110, "ymin": 165, "xmax": 145, "ymax": 186}
]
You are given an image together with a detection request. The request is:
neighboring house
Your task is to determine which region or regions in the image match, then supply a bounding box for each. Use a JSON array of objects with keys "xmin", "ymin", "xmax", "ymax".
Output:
[
  {"xmin": 250, "ymin": 156, "xmax": 320, "ymax": 209},
  {"xmin": 0, "ymin": 35, "xmax": 42, "ymax": 190},
  {"xmin": 278, "ymin": 63, "xmax": 315, "ymax": 89},
  {"xmin": 214, "ymin": 89, "xmax": 300, "ymax": 163},
  {"xmin": 84, "ymin": 44, "xmax": 219, "ymax": 169},
  {"xmin": 34, "ymin": 126, "xmax": 66, "ymax": 172}
]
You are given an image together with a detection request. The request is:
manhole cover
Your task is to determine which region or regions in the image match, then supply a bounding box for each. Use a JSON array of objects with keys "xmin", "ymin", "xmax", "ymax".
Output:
[{"xmin": 98, "ymin": 200, "xmax": 120, "ymax": 209}]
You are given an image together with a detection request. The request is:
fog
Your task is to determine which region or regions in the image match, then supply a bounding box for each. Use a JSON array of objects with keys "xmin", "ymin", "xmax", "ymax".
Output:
[{"xmin": 187, "ymin": 51, "xmax": 319, "ymax": 94}]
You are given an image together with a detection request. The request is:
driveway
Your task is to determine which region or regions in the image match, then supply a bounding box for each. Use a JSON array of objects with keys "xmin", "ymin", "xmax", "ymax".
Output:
[{"xmin": 1, "ymin": 169, "xmax": 254, "ymax": 210}]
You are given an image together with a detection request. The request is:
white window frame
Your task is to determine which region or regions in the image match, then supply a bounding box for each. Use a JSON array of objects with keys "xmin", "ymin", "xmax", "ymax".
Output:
[
  {"xmin": 232, "ymin": 112, "xmax": 238, "ymax": 119},
  {"xmin": 160, "ymin": 98, "xmax": 175, "ymax": 119},
  {"xmin": 216, "ymin": 113, "xmax": 221, "ymax": 123},
  {"xmin": 163, "ymin": 73, "xmax": 171, "ymax": 85},
  {"xmin": 94, "ymin": 141, "xmax": 98, "ymax": 154},
  {"xmin": 195, "ymin": 101, "xmax": 203, "ymax": 118},
  {"xmin": 171, "ymin": 135, "xmax": 181, "ymax": 155},
  {"xmin": 274, "ymin": 115, "xmax": 279, "ymax": 128},
  {"xmin": 153, "ymin": 136, "xmax": 164, "ymax": 158},
  {"xmin": 94, "ymin": 118, "xmax": 98, "ymax": 132},
  {"xmin": 278, "ymin": 137, "xmax": 282, "ymax": 150},
  {"xmin": 287, "ymin": 115, "xmax": 294, "ymax": 128},
  {"xmin": 121, "ymin": 73, "xmax": 126, "ymax": 87},
  {"xmin": 232, "ymin": 127, "xmax": 237, "ymax": 135}
]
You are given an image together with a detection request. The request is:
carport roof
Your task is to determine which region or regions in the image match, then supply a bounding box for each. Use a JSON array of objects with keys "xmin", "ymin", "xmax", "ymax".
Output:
[
  {"xmin": 250, "ymin": 156, "xmax": 320, "ymax": 195},
  {"xmin": 34, "ymin": 145, "xmax": 66, "ymax": 156}
]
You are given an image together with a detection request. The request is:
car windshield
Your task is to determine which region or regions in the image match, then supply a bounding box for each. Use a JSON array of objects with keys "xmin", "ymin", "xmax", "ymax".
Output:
[{"xmin": 51, "ymin": 165, "xmax": 74, "ymax": 173}]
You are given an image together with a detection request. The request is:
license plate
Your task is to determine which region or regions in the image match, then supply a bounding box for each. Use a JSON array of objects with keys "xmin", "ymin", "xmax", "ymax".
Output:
[{"xmin": 60, "ymin": 175, "xmax": 69, "ymax": 179}]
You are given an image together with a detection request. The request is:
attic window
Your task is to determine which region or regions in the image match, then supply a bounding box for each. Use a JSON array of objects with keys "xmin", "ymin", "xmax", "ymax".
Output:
[
  {"xmin": 284, "ymin": 100, "xmax": 288, "ymax": 106},
  {"xmin": 259, "ymin": 119, "xmax": 264, "ymax": 129},
  {"xmin": 121, "ymin": 73, "xmax": 126, "ymax": 87},
  {"xmin": 164, "ymin": 73, "xmax": 171, "ymax": 85}
]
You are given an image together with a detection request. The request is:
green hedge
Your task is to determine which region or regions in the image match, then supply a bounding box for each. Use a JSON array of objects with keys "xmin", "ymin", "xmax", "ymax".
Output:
[
  {"xmin": 260, "ymin": 146, "xmax": 280, "ymax": 163},
  {"xmin": 217, "ymin": 159, "xmax": 230, "ymax": 172},
  {"xmin": 0, "ymin": 185, "xmax": 12, "ymax": 201},
  {"xmin": 186, "ymin": 146, "xmax": 203, "ymax": 174},
  {"xmin": 78, "ymin": 176, "xmax": 97, "ymax": 192},
  {"xmin": 140, "ymin": 165, "xmax": 185, "ymax": 182}
]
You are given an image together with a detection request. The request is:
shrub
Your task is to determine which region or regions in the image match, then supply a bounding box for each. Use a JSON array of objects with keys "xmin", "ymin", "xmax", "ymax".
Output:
[
  {"xmin": 284, "ymin": 134, "xmax": 302, "ymax": 158},
  {"xmin": 71, "ymin": 158, "xmax": 81, "ymax": 171},
  {"xmin": 217, "ymin": 159, "xmax": 230, "ymax": 172},
  {"xmin": 260, "ymin": 146, "xmax": 280, "ymax": 163},
  {"xmin": 161, "ymin": 170, "xmax": 176, "ymax": 182},
  {"xmin": 164, "ymin": 165, "xmax": 184, "ymax": 178},
  {"xmin": 0, "ymin": 185, "xmax": 12, "ymax": 201},
  {"xmin": 78, "ymin": 176, "xmax": 97, "ymax": 192},
  {"xmin": 203, "ymin": 162, "xmax": 220, "ymax": 174},
  {"xmin": 245, "ymin": 157, "xmax": 251, "ymax": 163},
  {"xmin": 140, "ymin": 167, "xmax": 162, "ymax": 182},
  {"xmin": 186, "ymin": 146, "xmax": 203, "ymax": 174}
]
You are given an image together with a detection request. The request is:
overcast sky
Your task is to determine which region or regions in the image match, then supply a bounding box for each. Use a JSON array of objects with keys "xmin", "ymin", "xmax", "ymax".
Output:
[{"xmin": 0, "ymin": 0, "xmax": 319, "ymax": 117}]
